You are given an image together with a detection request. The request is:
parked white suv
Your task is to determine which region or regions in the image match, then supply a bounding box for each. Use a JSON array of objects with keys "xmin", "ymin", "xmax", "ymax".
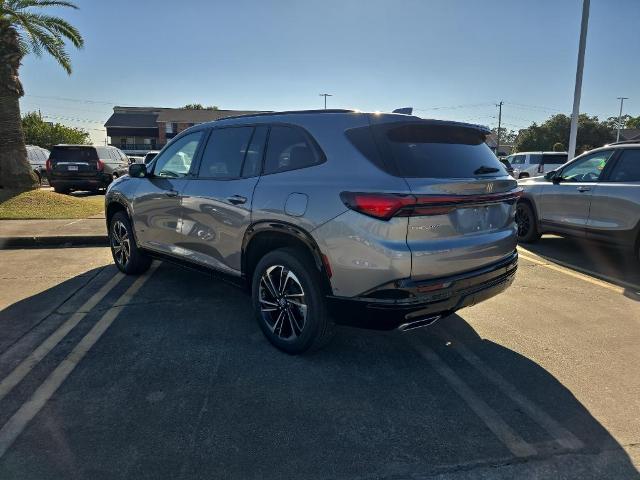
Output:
[{"xmin": 506, "ymin": 152, "xmax": 568, "ymax": 179}]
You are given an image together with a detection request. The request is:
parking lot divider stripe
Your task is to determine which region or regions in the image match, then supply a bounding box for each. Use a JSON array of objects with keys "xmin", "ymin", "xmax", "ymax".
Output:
[
  {"xmin": 450, "ymin": 340, "xmax": 584, "ymax": 452},
  {"xmin": 518, "ymin": 251, "xmax": 634, "ymax": 294},
  {"xmin": 0, "ymin": 271, "xmax": 124, "ymax": 403},
  {"xmin": 409, "ymin": 336, "xmax": 538, "ymax": 458},
  {"xmin": 0, "ymin": 263, "xmax": 158, "ymax": 459}
]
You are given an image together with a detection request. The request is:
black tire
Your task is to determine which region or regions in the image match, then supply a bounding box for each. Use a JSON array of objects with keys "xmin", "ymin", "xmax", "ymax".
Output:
[
  {"xmin": 519, "ymin": 173, "xmax": 530, "ymax": 179},
  {"xmin": 251, "ymin": 248, "xmax": 334, "ymax": 354},
  {"xmin": 53, "ymin": 185, "xmax": 69, "ymax": 194},
  {"xmin": 109, "ymin": 211, "xmax": 152, "ymax": 274},
  {"xmin": 516, "ymin": 201, "xmax": 541, "ymax": 243}
]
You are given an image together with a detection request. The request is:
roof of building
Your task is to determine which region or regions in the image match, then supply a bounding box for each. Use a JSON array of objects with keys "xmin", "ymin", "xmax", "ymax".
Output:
[
  {"xmin": 619, "ymin": 128, "xmax": 640, "ymax": 141},
  {"xmin": 105, "ymin": 107, "xmax": 265, "ymax": 128},
  {"xmin": 104, "ymin": 112, "xmax": 159, "ymax": 128},
  {"xmin": 155, "ymin": 109, "xmax": 264, "ymax": 123}
]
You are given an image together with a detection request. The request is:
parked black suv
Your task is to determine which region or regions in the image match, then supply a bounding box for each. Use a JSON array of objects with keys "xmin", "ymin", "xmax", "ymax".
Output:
[{"xmin": 47, "ymin": 145, "xmax": 130, "ymax": 193}]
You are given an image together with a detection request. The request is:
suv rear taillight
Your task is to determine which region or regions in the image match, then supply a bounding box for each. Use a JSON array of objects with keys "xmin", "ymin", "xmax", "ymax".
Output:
[
  {"xmin": 46, "ymin": 159, "xmax": 52, "ymax": 172},
  {"xmin": 340, "ymin": 191, "xmax": 523, "ymax": 220},
  {"xmin": 97, "ymin": 159, "xmax": 105, "ymax": 171}
]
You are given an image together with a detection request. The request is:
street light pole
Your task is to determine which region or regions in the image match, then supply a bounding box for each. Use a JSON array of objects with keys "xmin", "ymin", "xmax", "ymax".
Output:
[
  {"xmin": 319, "ymin": 93, "xmax": 332, "ymax": 109},
  {"xmin": 616, "ymin": 97, "xmax": 628, "ymax": 142},
  {"xmin": 496, "ymin": 101, "xmax": 503, "ymax": 157},
  {"xmin": 568, "ymin": 0, "xmax": 590, "ymax": 160}
]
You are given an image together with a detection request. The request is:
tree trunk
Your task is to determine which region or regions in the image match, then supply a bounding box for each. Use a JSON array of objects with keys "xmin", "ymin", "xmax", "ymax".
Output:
[{"xmin": 0, "ymin": 22, "xmax": 37, "ymax": 191}]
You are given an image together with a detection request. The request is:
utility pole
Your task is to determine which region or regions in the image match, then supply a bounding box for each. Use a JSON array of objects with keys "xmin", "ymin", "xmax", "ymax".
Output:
[
  {"xmin": 496, "ymin": 101, "xmax": 503, "ymax": 157},
  {"xmin": 568, "ymin": 0, "xmax": 590, "ymax": 160},
  {"xmin": 616, "ymin": 96, "xmax": 629, "ymax": 142},
  {"xmin": 319, "ymin": 93, "xmax": 332, "ymax": 109}
]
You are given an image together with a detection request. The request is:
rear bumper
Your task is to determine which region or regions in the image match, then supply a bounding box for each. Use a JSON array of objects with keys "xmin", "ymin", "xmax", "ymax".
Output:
[
  {"xmin": 327, "ymin": 251, "xmax": 518, "ymax": 330},
  {"xmin": 48, "ymin": 173, "xmax": 111, "ymax": 189}
]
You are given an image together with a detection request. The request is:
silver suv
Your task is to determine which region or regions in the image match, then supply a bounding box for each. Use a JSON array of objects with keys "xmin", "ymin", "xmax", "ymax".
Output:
[
  {"xmin": 105, "ymin": 110, "xmax": 520, "ymax": 353},
  {"xmin": 516, "ymin": 143, "xmax": 640, "ymax": 259}
]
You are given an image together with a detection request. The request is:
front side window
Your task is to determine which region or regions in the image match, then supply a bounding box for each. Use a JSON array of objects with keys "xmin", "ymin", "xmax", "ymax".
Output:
[
  {"xmin": 153, "ymin": 131, "xmax": 203, "ymax": 178},
  {"xmin": 559, "ymin": 150, "xmax": 614, "ymax": 182},
  {"xmin": 511, "ymin": 155, "xmax": 525, "ymax": 165},
  {"xmin": 264, "ymin": 125, "xmax": 322, "ymax": 174},
  {"xmin": 197, "ymin": 127, "xmax": 254, "ymax": 179},
  {"xmin": 609, "ymin": 149, "xmax": 640, "ymax": 182}
]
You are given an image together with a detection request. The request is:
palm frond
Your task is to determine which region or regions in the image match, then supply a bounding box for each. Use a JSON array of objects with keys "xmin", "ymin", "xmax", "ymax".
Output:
[
  {"xmin": 1, "ymin": 0, "xmax": 82, "ymax": 74},
  {"xmin": 15, "ymin": 12, "xmax": 83, "ymax": 48}
]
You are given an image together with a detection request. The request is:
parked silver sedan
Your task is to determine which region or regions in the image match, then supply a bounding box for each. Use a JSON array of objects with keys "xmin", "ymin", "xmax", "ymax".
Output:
[{"xmin": 516, "ymin": 143, "xmax": 640, "ymax": 259}]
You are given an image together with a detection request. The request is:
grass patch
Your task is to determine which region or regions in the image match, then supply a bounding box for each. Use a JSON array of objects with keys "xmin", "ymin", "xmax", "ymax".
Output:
[{"xmin": 0, "ymin": 189, "xmax": 104, "ymax": 219}]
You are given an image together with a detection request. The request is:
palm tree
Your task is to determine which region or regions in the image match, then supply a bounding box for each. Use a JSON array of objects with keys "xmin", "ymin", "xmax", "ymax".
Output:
[{"xmin": 0, "ymin": 0, "xmax": 83, "ymax": 191}]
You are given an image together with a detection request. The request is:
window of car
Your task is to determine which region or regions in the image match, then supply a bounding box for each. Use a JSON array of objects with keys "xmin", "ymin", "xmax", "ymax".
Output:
[
  {"xmin": 510, "ymin": 154, "xmax": 526, "ymax": 165},
  {"xmin": 529, "ymin": 154, "xmax": 542, "ymax": 165},
  {"xmin": 197, "ymin": 127, "xmax": 254, "ymax": 179},
  {"xmin": 608, "ymin": 149, "xmax": 640, "ymax": 182},
  {"xmin": 263, "ymin": 125, "xmax": 323, "ymax": 174},
  {"xmin": 559, "ymin": 150, "xmax": 614, "ymax": 182},
  {"xmin": 542, "ymin": 153, "xmax": 568, "ymax": 165},
  {"xmin": 152, "ymin": 131, "xmax": 203, "ymax": 178}
]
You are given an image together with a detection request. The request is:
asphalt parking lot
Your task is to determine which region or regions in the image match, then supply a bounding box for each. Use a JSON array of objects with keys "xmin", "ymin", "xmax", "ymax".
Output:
[{"xmin": 0, "ymin": 239, "xmax": 639, "ymax": 479}]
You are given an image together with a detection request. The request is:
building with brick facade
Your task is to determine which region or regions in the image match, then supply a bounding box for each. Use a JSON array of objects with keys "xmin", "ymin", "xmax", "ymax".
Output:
[{"xmin": 104, "ymin": 106, "xmax": 262, "ymax": 155}]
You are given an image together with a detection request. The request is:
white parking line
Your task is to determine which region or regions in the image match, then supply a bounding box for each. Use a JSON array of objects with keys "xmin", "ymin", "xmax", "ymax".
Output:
[
  {"xmin": 0, "ymin": 263, "xmax": 158, "ymax": 459},
  {"xmin": 409, "ymin": 336, "xmax": 537, "ymax": 458},
  {"xmin": 450, "ymin": 341, "xmax": 584, "ymax": 452},
  {"xmin": 0, "ymin": 271, "xmax": 124, "ymax": 403},
  {"xmin": 518, "ymin": 249, "xmax": 640, "ymax": 294}
]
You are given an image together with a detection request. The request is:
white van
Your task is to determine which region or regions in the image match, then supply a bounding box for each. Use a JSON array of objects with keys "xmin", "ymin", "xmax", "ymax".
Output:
[{"xmin": 505, "ymin": 152, "xmax": 568, "ymax": 178}]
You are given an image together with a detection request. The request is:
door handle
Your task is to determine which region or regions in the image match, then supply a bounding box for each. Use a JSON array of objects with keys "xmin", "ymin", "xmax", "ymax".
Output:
[
  {"xmin": 226, "ymin": 195, "xmax": 247, "ymax": 205},
  {"xmin": 576, "ymin": 186, "xmax": 591, "ymax": 192},
  {"xmin": 165, "ymin": 190, "xmax": 179, "ymax": 197}
]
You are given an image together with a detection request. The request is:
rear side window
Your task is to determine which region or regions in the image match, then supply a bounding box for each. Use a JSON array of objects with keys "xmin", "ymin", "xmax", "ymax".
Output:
[
  {"xmin": 264, "ymin": 125, "xmax": 323, "ymax": 174},
  {"xmin": 96, "ymin": 147, "xmax": 110, "ymax": 159},
  {"xmin": 50, "ymin": 146, "xmax": 98, "ymax": 162},
  {"xmin": 609, "ymin": 150, "xmax": 640, "ymax": 182},
  {"xmin": 198, "ymin": 127, "xmax": 254, "ymax": 179},
  {"xmin": 542, "ymin": 154, "xmax": 568, "ymax": 165},
  {"xmin": 353, "ymin": 123, "xmax": 506, "ymax": 178}
]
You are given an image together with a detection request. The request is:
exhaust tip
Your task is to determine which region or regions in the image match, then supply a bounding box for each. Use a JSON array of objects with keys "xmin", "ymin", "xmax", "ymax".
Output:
[{"xmin": 397, "ymin": 315, "xmax": 441, "ymax": 332}]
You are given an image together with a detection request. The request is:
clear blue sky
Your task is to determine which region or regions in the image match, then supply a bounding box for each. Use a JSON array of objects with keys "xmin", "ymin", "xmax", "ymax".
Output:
[{"xmin": 18, "ymin": 0, "xmax": 640, "ymax": 143}]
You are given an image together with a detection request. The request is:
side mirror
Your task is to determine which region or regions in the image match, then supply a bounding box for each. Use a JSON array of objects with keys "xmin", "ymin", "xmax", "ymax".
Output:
[{"xmin": 129, "ymin": 163, "xmax": 147, "ymax": 178}]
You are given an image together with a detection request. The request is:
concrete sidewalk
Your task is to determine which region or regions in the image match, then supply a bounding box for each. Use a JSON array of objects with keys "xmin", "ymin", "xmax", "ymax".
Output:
[{"xmin": 0, "ymin": 218, "xmax": 108, "ymax": 248}]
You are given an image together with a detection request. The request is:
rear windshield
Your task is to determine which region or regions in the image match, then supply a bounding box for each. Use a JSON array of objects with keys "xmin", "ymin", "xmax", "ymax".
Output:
[
  {"xmin": 347, "ymin": 123, "xmax": 507, "ymax": 178},
  {"xmin": 50, "ymin": 146, "xmax": 98, "ymax": 162}
]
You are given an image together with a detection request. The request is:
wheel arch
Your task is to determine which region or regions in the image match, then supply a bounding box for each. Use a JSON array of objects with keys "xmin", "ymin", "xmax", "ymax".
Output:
[
  {"xmin": 517, "ymin": 195, "xmax": 540, "ymax": 225},
  {"xmin": 242, "ymin": 221, "xmax": 333, "ymax": 295}
]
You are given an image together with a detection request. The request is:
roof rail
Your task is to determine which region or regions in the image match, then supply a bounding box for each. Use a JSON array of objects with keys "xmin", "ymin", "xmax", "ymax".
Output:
[{"xmin": 217, "ymin": 109, "xmax": 356, "ymax": 121}]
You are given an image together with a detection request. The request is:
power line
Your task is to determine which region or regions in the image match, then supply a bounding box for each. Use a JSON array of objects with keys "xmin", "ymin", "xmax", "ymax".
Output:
[
  {"xmin": 414, "ymin": 102, "xmax": 494, "ymax": 112},
  {"xmin": 24, "ymin": 94, "xmax": 121, "ymax": 105},
  {"xmin": 504, "ymin": 101, "xmax": 563, "ymax": 113}
]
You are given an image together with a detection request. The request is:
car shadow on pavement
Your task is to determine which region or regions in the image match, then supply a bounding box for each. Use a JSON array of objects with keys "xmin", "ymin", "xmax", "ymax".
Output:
[
  {"xmin": 520, "ymin": 235, "xmax": 640, "ymax": 301},
  {"xmin": 0, "ymin": 261, "xmax": 637, "ymax": 479}
]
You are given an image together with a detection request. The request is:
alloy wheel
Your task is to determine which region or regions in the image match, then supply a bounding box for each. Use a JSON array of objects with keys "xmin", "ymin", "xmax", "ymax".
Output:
[
  {"xmin": 515, "ymin": 205, "xmax": 530, "ymax": 238},
  {"xmin": 111, "ymin": 220, "xmax": 131, "ymax": 268},
  {"xmin": 258, "ymin": 265, "xmax": 308, "ymax": 340}
]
